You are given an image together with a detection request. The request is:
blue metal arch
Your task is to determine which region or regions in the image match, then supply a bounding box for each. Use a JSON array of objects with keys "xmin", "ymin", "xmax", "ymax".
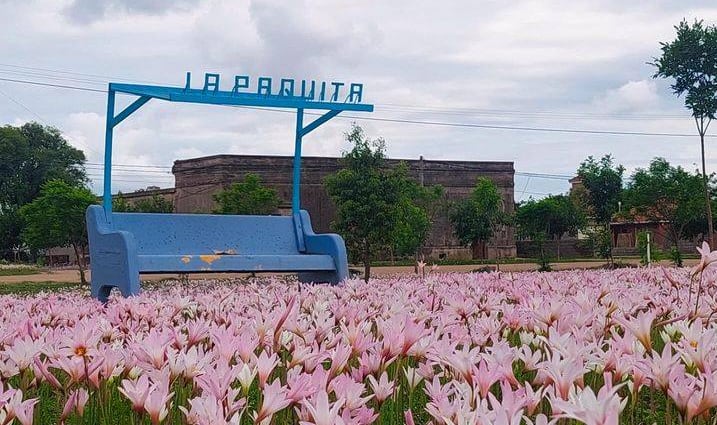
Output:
[{"xmin": 102, "ymin": 75, "xmax": 374, "ymax": 252}]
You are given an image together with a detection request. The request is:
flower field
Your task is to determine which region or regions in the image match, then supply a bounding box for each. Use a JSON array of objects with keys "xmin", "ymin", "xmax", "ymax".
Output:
[{"xmin": 2, "ymin": 258, "xmax": 717, "ymax": 424}]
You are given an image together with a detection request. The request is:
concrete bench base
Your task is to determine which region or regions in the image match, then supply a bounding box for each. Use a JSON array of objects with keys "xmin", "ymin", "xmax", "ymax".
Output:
[{"xmin": 86, "ymin": 205, "xmax": 348, "ymax": 302}]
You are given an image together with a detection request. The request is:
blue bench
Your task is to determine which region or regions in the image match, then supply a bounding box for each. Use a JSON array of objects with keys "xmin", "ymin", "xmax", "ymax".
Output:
[
  {"xmin": 86, "ymin": 205, "xmax": 348, "ymax": 301},
  {"xmin": 88, "ymin": 77, "xmax": 373, "ymax": 301}
]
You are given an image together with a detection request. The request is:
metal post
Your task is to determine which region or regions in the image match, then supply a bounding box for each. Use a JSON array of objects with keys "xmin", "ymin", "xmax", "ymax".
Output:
[
  {"xmin": 646, "ymin": 232, "xmax": 651, "ymax": 266},
  {"xmin": 102, "ymin": 89, "xmax": 116, "ymax": 220},
  {"xmin": 292, "ymin": 108, "xmax": 306, "ymax": 252},
  {"xmin": 419, "ymin": 155, "xmax": 425, "ymax": 186}
]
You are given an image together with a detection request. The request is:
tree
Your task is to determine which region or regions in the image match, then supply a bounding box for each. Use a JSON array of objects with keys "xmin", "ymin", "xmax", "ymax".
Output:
[
  {"xmin": 576, "ymin": 155, "xmax": 624, "ymax": 224},
  {"xmin": 0, "ymin": 123, "xmax": 86, "ymax": 258},
  {"xmin": 114, "ymin": 193, "xmax": 173, "ymax": 213},
  {"xmin": 449, "ymin": 177, "xmax": 509, "ymax": 260},
  {"xmin": 516, "ymin": 195, "xmax": 585, "ymax": 261},
  {"xmin": 0, "ymin": 207, "xmax": 23, "ymax": 260},
  {"xmin": 653, "ymin": 20, "xmax": 717, "ymax": 246},
  {"xmin": 19, "ymin": 180, "xmax": 96, "ymax": 284},
  {"xmin": 622, "ymin": 158, "xmax": 707, "ymax": 266},
  {"xmin": 325, "ymin": 125, "xmax": 411, "ymax": 280},
  {"xmin": 391, "ymin": 165, "xmax": 444, "ymax": 260},
  {"xmin": 575, "ymin": 155, "xmax": 624, "ymax": 264},
  {"xmin": 212, "ymin": 173, "xmax": 280, "ymax": 215},
  {"xmin": 112, "ymin": 194, "xmax": 133, "ymax": 212}
]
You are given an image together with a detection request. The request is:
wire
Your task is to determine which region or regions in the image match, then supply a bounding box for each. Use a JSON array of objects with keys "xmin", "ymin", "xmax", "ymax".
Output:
[
  {"xmin": 0, "ymin": 86, "xmax": 47, "ymax": 122},
  {"xmin": 0, "ymin": 82, "xmax": 103, "ymax": 157},
  {"xmin": 0, "ymin": 75, "xmax": 714, "ymax": 139},
  {"xmin": 0, "ymin": 63, "xmax": 162, "ymax": 84},
  {"xmin": 0, "ymin": 77, "xmax": 106, "ymax": 93},
  {"xmin": 0, "ymin": 63, "xmax": 691, "ymax": 119},
  {"xmin": 86, "ymin": 162, "xmax": 172, "ymax": 169}
]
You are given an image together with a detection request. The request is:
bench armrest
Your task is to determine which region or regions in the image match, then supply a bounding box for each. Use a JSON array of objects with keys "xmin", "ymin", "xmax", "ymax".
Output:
[
  {"xmin": 299, "ymin": 210, "xmax": 348, "ymax": 281},
  {"xmin": 86, "ymin": 205, "xmax": 140, "ymax": 301}
]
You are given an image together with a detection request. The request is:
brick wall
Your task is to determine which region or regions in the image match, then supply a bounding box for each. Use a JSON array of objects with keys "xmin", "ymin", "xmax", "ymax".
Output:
[{"xmin": 172, "ymin": 154, "xmax": 516, "ymax": 259}]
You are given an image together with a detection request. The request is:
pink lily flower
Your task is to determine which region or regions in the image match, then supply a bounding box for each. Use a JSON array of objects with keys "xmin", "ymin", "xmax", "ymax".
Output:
[
  {"xmin": 253, "ymin": 380, "xmax": 290, "ymax": 424},
  {"xmin": 118, "ymin": 374, "xmax": 153, "ymax": 413},
  {"xmin": 367, "ymin": 371, "xmax": 394, "ymax": 403},
  {"xmin": 300, "ymin": 389, "xmax": 345, "ymax": 425}
]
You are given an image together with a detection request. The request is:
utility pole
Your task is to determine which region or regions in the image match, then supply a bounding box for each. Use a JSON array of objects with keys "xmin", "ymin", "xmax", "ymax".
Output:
[{"xmin": 419, "ymin": 155, "xmax": 425, "ymax": 186}]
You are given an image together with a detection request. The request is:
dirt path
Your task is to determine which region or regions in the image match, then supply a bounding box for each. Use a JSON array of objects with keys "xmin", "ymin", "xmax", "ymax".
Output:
[{"xmin": 0, "ymin": 258, "xmax": 697, "ymax": 285}]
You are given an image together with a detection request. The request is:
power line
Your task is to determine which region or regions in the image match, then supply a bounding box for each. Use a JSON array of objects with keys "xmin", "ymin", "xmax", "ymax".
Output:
[
  {"xmin": 1, "ymin": 74, "xmax": 714, "ymax": 139},
  {"xmin": 0, "ymin": 77, "xmax": 106, "ymax": 93},
  {"xmin": 0, "ymin": 82, "xmax": 103, "ymax": 157},
  {"xmin": 0, "ymin": 63, "xmax": 162, "ymax": 85},
  {"xmin": 0, "ymin": 86, "xmax": 46, "ymax": 122},
  {"xmin": 234, "ymin": 105, "xmax": 714, "ymax": 139},
  {"xmin": 0, "ymin": 63, "xmax": 691, "ymax": 120},
  {"xmin": 86, "ymin": 162, "xmax": 172, "ymax": 169},
  {"xmin": 377, "ymin": 105, "xmax": 688, "ymax": 121},
  {"xmin": 0, "ymin": 69, "xmax": 108, "ymax": 87},
  {"xmin": 322, "ymin": 113, "xmax": 710, "ymax": 138}
]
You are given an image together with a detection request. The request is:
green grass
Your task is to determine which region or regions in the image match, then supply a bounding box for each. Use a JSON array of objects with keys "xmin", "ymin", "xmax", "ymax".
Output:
[
  {"xmin": 369, "ymin": 254, "xmax": 699, "ymax": 268},
  {"xmin": 0, "ymin": 267, "xmax": 41, "ymax": 276},
  {"xmin": 0, "ymin": 281, "xmax": 81, "ymax": 296},
  {"xmin": 370, "ymin": 257, "xmax": 605, "ymax": 267}
]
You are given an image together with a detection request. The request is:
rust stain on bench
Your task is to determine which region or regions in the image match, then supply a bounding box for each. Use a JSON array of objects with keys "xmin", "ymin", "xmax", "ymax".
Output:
[{"xmin": 200, "ymin": 254, "xmax": 221, "ymax": 265}]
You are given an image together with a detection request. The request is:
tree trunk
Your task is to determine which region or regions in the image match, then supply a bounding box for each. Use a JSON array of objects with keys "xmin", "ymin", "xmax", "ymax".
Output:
[
  {"xmin": 556, "ymin": 237, "xmax": 561, "ymax": 260},
  {"xmin": 71, "ymin": 242, "xmax": 87, "ymax": 285},
  {"xmin": 673, "ymin": 240, "xmax": 683, "ymax": 267},
  {"xmin": 470, "ymin": 240, "xmax": 486, "ymax": 260},
  {"xmin": 363, "ymin": 243, "xmax": 371, "ymax": 282},
  {"xmin": 700, "ymin": 130, "xmax": 715, "ymax": 248}
]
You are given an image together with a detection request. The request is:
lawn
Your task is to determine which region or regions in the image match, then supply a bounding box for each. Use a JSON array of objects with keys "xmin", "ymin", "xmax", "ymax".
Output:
[
  {"xmin": 0, "ymin": 281, "xmax": 80, "ymax": 295},
  {"xmin": 0, "ymin": 264, "xmax": 715, "ymax": 424},
  {"xmin": 0, "ymin": 266, "xmax": 40, "ymax": 277}
]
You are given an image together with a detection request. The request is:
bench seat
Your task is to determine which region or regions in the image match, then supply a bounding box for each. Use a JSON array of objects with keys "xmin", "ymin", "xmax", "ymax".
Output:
[
  {"xmin": 137, "ymin": 254, "xmax": 336, "ymax": 273},
  {"xmin": 86, "ymin": 205, "xmax": 348, "ymax": 301}
]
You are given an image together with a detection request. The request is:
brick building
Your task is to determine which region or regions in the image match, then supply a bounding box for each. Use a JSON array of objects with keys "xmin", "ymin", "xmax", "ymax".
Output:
[{"xmin": 171, "ymin": 154, "xmax": 516, "ymax": 260}]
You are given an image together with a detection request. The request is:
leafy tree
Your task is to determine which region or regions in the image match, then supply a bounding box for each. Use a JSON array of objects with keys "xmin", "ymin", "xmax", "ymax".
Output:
[
  {"xmin": 391, "ymin": 166, "xmax": 444, "ymax": 259},
  {"xmin": 0, "ymin": 123, "xmax": 86, "ymax": 258},
  {"xmin": 19, "ymin": 180, "xmax": 96, "ymax": 284},
  {"xmin": 112, "ymin": 194, "xmax": 133, "ymax": 212},
  {"xmin": 622, "ymin": 158, "xmax": 707, "ymax": 266},
  {"xmin": 516, "ymin": 195, "xmax": 585, "ymax": 261},
  {"xmin": 576, "ymin": 155, "xmax": 624, "ymax": 224},
  {"xmin": 575, "ymin": 155, "xmax": 624, "ymax": 264},
  {"xmin": 0, "ymin": 123, "xmax": 86, "ymax": 206},
  {"xmin": 213, "ymin": 173, "xmax": 280, "ymax": 215},
  {"xmin": 0, "ymin": 207, "xmax": 23, "ymax": 260},
  {"xmin": 114, "ymin": 193, "xmax": 173, "ymax": 213},
  {"xmin": 653, "ymin": 19, "xmax": 717, "ymax": 246},
  {"xmin": 325, "ymin": 125, "xmax": 415, "ymax": 280},
  {"xmin": 134, "ymin": 195, "xmax": 173, "ymax": 213},
  {"xmin": 449, "ymin": 177, "xmax": 509, "ymax": 260},
  {"xmin": 581, "ymin": 225, "xmax": 615, "ymax": 266}
]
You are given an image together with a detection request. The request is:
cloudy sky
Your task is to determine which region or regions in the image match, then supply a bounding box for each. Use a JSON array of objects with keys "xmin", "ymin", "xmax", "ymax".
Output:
[{"xmin": 1, "ymin": 0, "xmax": 717, "ymax": 200}]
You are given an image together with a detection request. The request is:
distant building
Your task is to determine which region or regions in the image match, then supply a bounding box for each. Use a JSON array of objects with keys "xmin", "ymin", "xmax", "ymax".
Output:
[
  {"xmin": 114, "ymin": 186, "xmax": 175, "ymax": 210},
  {"xmin": 170, "ymin": 154, "xmax": 517, "ymax": 260},
  {"xmin": 610, "ymin": 214, "xmax": 698, "ymax": 255},
  {"xmin": 568, "ymin": 176, "xmax": 698, "ymax": 255}
]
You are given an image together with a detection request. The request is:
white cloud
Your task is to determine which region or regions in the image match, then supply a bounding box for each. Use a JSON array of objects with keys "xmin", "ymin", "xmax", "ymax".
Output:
[
  {"xmin": 1, "ymin": 0, "xmax": 717, "ymax": 197},
  {"xmin": 592, "ymin": 80, "xmax": 661, "ymax": 113}
]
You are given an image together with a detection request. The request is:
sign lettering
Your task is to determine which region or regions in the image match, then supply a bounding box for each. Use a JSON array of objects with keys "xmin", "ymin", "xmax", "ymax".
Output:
[{"xmin": 184, "ymin": 72, "xmax": 365, "ymax": 104}]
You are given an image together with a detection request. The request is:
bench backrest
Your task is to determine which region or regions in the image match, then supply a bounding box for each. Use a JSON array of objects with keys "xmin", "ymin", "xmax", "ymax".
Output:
[{"xmin": 111, "ymin": 212, "xmax": 300, "ymax": 255}]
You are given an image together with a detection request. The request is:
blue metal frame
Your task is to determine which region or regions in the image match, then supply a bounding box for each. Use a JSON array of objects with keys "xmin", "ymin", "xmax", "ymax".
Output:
[
  {"xmin": 90, "ymin": 74, "xmax": 373, "ymax": 300},
  {"xmin": 102, "ymin": 77, "xmax": 373, "ymax": 236}
]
